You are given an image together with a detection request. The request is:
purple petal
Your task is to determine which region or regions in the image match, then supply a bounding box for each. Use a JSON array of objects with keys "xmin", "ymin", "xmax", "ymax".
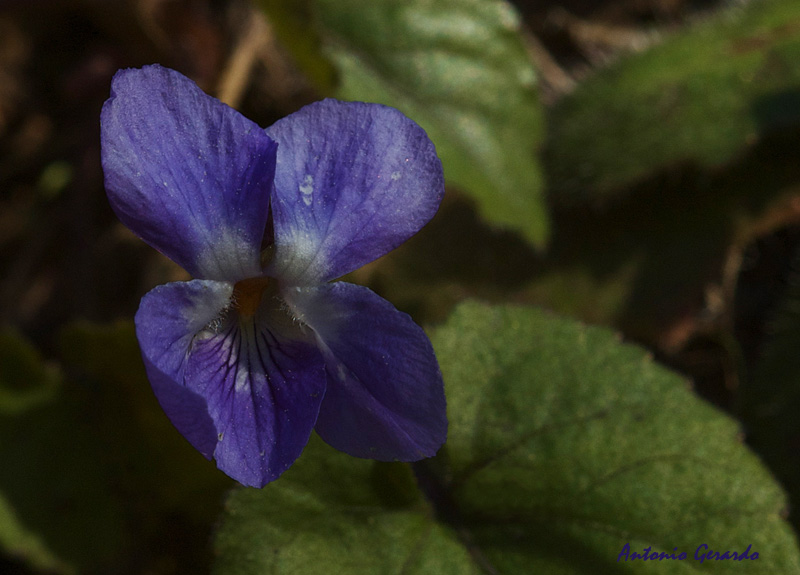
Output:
[
  {"xmin": 102, "ymin": 65, "xmax": 277, "ymax": 281},
  {"xmin": 142, "ymin": 356, "xmax": 219, "ymax": 459},
  {"xmin": 135, "ymin": 279, "xmax": 234, "ymax": 458},
  {"xmin": 136, "ymin": 280, "xmax": 327, "ymax": 487},
  {"xmin": 265, "ymin": 99, "xmax": 444, "ymax": 285},
  {"xmin": 284, "ymin": 282, "xmax": 447, "ymax": 460}
]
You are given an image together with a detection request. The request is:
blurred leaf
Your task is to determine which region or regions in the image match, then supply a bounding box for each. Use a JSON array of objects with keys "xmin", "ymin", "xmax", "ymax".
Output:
[
  {"xmin": 0, "ymin": 321, "xmax": 235, "ymax": 574},
  {"xmin": 254, "ymin": 0, "xmax": 337, "ymax": 93},
  {"xmin": 0, "ymin": 329, "xmax": 69, "ymax": 573},
  {"xmin": 58, "ymin": 321, "xmax": 233, "ymax": 565},
  {"xmin": 313, "ymin": 0, "xmax": 549, "ymax": 247},
  {"xmin": 0, "ymin": 495, "xmax": 66, "ymax": 574},
  {"xmin": 213, "ymin": 302, "xmax": 800, "ymax": 574},
  {"xmin": 58, "ymin": 320, "xmax": 232, "ymax": 513},
  {"xmin": 531, "ymin": 131, "xmax": 800, "ymax": 348},
  {"xmin": 0, "ymin": 329, "xmax": 125, "ymax": 574},
  {"xmin": 546, "ymin": 0, "xmax": 800, "ymax": 200},
  {"xmin": 214, "ymin": 436, "xmax": 479, "ymax": 575},
  {"xmin": 0, "ymin": 327, "xmax": 60, "ymax": 415}
]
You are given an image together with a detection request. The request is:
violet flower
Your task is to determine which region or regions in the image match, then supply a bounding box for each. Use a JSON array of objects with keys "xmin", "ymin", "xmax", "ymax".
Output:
[{"xmin": 100, "ymin": 65, "xmax": 446, "ymax": 487}]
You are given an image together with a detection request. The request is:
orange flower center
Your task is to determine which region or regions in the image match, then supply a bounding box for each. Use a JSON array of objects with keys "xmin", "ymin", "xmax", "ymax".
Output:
[{"xmin": 232, "ymin": 276, "xmax": 272, "ymax": 318}]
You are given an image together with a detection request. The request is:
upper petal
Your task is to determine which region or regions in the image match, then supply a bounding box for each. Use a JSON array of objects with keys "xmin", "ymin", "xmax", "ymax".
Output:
[
  {"xmin": 135, "ymin": 279, "xmax": 327, "ymax": 487},
  {"xmin": 102, "ymin": 65, "xmax": 277, "ymax": 281},
  {"xmin": 265, "ymin": 99, "xmax": 444, "ymax": 285},
  {"xmin": 283, "ymin": 282, "xmax": 447, "ymax": 460}
]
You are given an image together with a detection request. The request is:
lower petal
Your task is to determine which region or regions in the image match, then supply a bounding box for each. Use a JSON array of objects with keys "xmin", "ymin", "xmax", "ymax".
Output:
[
  {"xmin": 186, "ymin": 317, "xmax": 326, "ymax": 487},
  {"xmin": 284, "ymin": 282, "xmax": 447, "ymax": 461},
  {"xmin": 135, "ymin": 280, "xmax": 233, "ymax": 457},
  {"xmin": 142, "ymin": 356, "xmax": 219, "ymax": 459},
  {"xmin": 135, "ymin": 280, "xmax": 327, "ymax": 487}
]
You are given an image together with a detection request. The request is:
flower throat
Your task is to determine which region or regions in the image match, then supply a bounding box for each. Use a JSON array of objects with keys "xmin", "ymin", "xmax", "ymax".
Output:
[{"xmin": 232, "ymin": 276, "xmax": 272, "ymax": 318}]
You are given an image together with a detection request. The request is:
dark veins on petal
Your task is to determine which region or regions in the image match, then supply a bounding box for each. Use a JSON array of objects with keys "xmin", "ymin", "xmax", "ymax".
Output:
[{"xmin": 182, "ymin": 296, "xmax": 326, "ymax": 486}]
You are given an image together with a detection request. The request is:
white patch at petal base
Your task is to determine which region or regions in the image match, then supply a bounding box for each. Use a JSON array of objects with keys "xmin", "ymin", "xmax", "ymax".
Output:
[
  {"xmin": 280, "ymin": 284, "xmax": 353, "ymax": 347},
  {"xmin": 273, "ymin": 228, "xmax": 326, "ymax": 285},
  {"xmin": 180, "ymin": 281, "xmax": 234, "ymax": 332},
  {"xmin": 197, "ymin": 227, "xmax": 262, "ymax": 281}
]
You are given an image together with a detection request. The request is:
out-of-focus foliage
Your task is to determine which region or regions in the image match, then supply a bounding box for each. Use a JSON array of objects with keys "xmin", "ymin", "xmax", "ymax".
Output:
[
  {"xmin": 212, "ymin": 302, "xmax": 800, "ymax": 574},
  {"xmin": 253, "ymin": 0, "xmax": 336, "ymax": 92},
  {"xmin": 546, "ymin": 0, "xmax": 800, "ymax": 200},
  {"xmin": 0, "ymin": 329, "xmax": 124, "ymax": 574},
  {"xmin": 0, "ymin": 328, "xmax": 59, "ymax": 415},
  {"xmin": 524, "ymin": 164, "xmax": 800, "ymax": 347},
  {"xmin": 214, "ymin": 436, "xmax": 479, "ymax": 575},
  {"xmin": 0, "ymin": 330, "xmax": 71, "ymax": 573},
  {"xmin": 58, "ymin": 322, "xmax": 233, "ymax": 517},
  {"xmin": 0, "ymin": 323, "xmax": 232, "ymax": 574},
  {"xmin": 530, "ymin": 0, "xmax": 800, "ymax": 344}
]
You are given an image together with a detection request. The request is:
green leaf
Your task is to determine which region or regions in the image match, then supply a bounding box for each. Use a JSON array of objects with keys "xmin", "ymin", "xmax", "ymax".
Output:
[
  {"xmin": 313, "ymin": 0, "xmax": 549, "ymax": 247},
  {"xmin": 213, "ymin": 436, "xmax": 479, "ymax": 575},
  {"xmin": 58, "ymin": 321, "xmax": 233, "ymax": 515},
  {"xmin": 546, "ymin": 0, "xmax": 800, "ymax": 200},
  {"xmin": 0, "ymin": 329, "xmax": 125, "ymax": 574},
  {"xmin": 0, "ymin": 495, "xmax": 67, "ymax": 574},
  {"xmin": 0, "ymin": 321, "xmax": 234, "ymax": 574},
  {"xmin": 0, "ymin": 329, "xmax": 71, "ymax": 573},
  {"xmin": 434, "ymin": 302, "xmax": 799, "ymax": 573},
  {"xmin": 213, "ymin": 302, "xmax": 800, "ymax": 574},
  {"xmin": 0, "ymin": 327, "xmax": 60, "ymax": 415},
  {"xmin": 57, "ymin": 321, "xmax": 233, "ymax": 570}
]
